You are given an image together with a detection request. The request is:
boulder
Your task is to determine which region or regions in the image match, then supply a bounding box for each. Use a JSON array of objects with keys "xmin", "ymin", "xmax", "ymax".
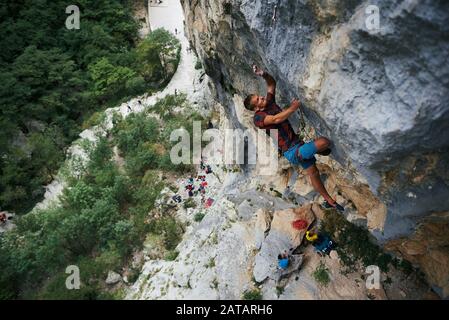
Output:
[
  {"xmin": 254, "ymin": 208, "xmax": 271, "ymax": 249},
  {"xmin": 106, "ymin": 271, "xmax": 122, "ymax": 285},
  {"xmin": 253, "ymin": 205, "xmax": 315, "ymax": 282},
  {"xmin": 385, "ymin": 212, "xmax": 449, "ymax": 298}
]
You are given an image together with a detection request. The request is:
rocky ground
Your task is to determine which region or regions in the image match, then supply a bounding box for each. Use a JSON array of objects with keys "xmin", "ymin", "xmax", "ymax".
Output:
[
  {"xmin": 125, "ymin": 97, "xmax": 438, "ymax": 300},
  {"xmin": 180, "ymin": 0, "xmax": 449, "ymax": 299},
  {"xmin": 15, "ymin": 0, "xmax": 447, "ymax": 300}
]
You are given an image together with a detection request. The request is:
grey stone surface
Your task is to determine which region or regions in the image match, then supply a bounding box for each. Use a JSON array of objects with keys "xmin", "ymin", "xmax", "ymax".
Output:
[
  {"xmin": 181, "ymin": 0, "xmax": 449, "ymax": 239},
  {"xmin": 106, "ymin": 271, "xmax": 122, "ymax": 285}
]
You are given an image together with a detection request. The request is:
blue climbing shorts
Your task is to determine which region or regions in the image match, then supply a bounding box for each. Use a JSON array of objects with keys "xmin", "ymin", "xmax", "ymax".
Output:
[{"xmin": 283, "ymin": 141, "xmax": 317, "ymax": 170}]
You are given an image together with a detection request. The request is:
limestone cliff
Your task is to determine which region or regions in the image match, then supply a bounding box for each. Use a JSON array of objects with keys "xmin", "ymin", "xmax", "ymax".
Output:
[
  {"xmin": 180, "ymin": 0, "xmax": 449, "ymax": 240},
  {"xmin": 178, "ymin": 0, "xmax": 449, "ymax": 297}
]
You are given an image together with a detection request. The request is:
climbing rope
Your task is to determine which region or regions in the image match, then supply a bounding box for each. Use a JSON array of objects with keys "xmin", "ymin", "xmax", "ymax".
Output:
[{"xmin": 297, "ymin": 104, "xmax": 315, "ymax": 142}]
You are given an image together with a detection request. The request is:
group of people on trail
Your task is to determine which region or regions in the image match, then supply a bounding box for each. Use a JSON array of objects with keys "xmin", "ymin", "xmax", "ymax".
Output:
[
  {"xmin": 244, "ymin": 65, "xmax": 345, "ymax": 212},
  {"xmin": 178, "ymin": 158, "xmax": 214, "ymax": 208}
]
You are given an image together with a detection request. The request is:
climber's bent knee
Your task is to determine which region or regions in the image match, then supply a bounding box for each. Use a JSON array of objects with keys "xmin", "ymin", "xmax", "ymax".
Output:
[{"xmin": 314, "ymin": 137, "xmax": 331, "ymax": 152}]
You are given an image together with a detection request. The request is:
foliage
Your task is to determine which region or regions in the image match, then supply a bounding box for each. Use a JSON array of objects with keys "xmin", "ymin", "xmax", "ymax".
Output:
[
  {"xmin": 137, "ymin": 29, "xmax": 180, "ymax": 86},
  {"xmin": 0, "ymin": 130, "xmax": 179, "ymax": 298},
  {"xmin": 185, "ymin": 198, "xmax": 198, "ymax": 210},
  {"xmin": 321, "ymin": 210, "xmax": 392, "ymax": 272},
  {"xmin": 242, "ymin": 289, "xmax": 262, "ymax": 300},
  {"xmin": 0, "ymin": 0, "xmax": 181, "ymax": 214},
  {"xmin": 312, "ymin": 261, "xmax": 331, "ymax": 286},
  {"xmin": 82, "ymin": 111, "xmax": 106, "ymax": 130},
  {"xmin": 194, "ymin": 212, "xmax": 205, "ymax": 222},
  {"xmin": 165, "ymin": 250, "xmax": 179, "ymax": 261},
  {"xmin": 276, "ymin": 286, "xmax": 285, "ymax": 296}
]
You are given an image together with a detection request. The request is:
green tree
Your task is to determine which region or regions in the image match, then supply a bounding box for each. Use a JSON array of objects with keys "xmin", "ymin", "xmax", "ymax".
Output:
[{"xmin": 88, "ymin": 57, "xmax": 137, "ymax": 100}]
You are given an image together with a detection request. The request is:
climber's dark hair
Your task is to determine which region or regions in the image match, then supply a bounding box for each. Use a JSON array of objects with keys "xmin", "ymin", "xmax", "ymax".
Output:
[{"xmin": 244, "ymin": 94, "xmax": 256, "ymax": 111}]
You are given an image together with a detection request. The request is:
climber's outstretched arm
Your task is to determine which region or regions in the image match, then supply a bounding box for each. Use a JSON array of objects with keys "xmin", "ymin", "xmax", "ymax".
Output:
[
  {"xmin": 262, "ymin": 72, "xmax": 276, "ymax": 96},
  {"xmin": 264, "ymin": 99, "xmax": 300, "ymax": 125},
  {"xmin": 253, "ymin": 65, "xmax": 276, "ymax": 95}
]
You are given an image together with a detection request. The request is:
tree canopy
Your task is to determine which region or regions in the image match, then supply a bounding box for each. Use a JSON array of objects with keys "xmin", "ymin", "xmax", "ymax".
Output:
[{"xmin": 0, "ymin": 0, "xmax": 179, "ymax": 213}]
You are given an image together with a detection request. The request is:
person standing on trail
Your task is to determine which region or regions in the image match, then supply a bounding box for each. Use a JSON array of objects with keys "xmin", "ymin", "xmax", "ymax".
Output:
[{"xmin": 244, "ymin": 65, "xmax": 344, "ymax": 212}]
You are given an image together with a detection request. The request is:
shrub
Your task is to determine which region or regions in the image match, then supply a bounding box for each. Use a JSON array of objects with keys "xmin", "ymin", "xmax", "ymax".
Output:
[
  {"xmin": 165, "ymin": 250, "xmax": 179, "ymax": 261},
  {"xmin": 194, "ymin": 212, "xmax": 205, "ymax": 222},
  {"xmin": 148, "ymin": 217, "xmax": 183, "ymax": 251},
  {"xmin": 312, "ymin": 261, "xmax": 331, "ymax": 286},
  {"xmin": 137, "ymin": 28, "xmax": 181, "ymax": 84},
  {"xmin": 321, "ymin": 210, "xmax": 392, "ymax": 272},
  {"xmin": 205, "ymin": 258, "xmax": 215, "ymax": 268},
  {"xmin": 151, "ymin": 94, "xmax": 187, "ymax": 117},
  {"xmin": 184, "ymin": 198, "xmax": 197, "ymax": 209},
  {"xmin": 242, "ymin": 289, "xmax": 262, "ymax": 300}
]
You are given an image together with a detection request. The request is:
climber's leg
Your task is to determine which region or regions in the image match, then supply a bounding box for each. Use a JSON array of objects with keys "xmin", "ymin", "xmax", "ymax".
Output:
[
  {"xmin": 314, "ymin": 137, "xmax": 332, "ymax": 156},
  {"xmin": 314, "ymin": 137, "xmax": 330, "ymax": 152},
  {"xmin": 306, "ymin": 164, "xmax": 335, "ymax": 205}
]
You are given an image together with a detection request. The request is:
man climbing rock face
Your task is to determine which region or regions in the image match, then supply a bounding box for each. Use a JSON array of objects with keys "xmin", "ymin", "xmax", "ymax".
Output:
[{"xmin": 244, "ymin": 65, "xmax": 344, "ymax": 212}]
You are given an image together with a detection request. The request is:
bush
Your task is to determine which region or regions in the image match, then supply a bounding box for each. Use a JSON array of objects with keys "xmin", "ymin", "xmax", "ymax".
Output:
[
  {"xmin": 242, "ymin": 289, "xmax": 262, "ymax": 300},
  {"xmin": 165, "ymin": 250, "xmax": 179, "ymax": 261},
  {"xmin": 194, "ymin": 212, "xmax": 205, "ymax": 222},
  {"xmin": 321, "ymin": 210, "xmax": 392, "ymax": 272},
  {"xmin": 151, "ymin": 94, "xmax": 187, "ymax": 118},
  {"xmin": 184, "ymin": 198, "xmax": 197, "ymax": 210},
  {"xmin": 82, "ymin": 111, "xmax": 106, "ymax": 130},
  {"xmin": 148, "ymin": 216, "xmax": 183, "ymax": 251},
  {"xmin": 195, "ymin": 60, "xmax": 202, "ymax": 70},
  {"xmin": 137, "ymin": 29, "xmax": 181, "ymax": 84},
  {"xmin": 312, "ymin": 262, "xmax": 331, "ymax": 286}
]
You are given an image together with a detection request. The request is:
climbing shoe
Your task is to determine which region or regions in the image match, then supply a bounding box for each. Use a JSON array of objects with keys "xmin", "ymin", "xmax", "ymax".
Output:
[{"xmin": 321, "ymin": 200, "xmax": 345, "ymax": 213}]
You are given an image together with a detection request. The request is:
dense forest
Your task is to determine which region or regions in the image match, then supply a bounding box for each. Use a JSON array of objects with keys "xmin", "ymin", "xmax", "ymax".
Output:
[
  {"xmin": 0, "ymin": 0, "xmax": 179, "ymax": 214},
  {"xmin": 0, "ymin": 94, "xmax": 203, "ymax": 299},
  {"xmin": 0, "ymin": 0, "xmax": 192, "ymax": 298}
]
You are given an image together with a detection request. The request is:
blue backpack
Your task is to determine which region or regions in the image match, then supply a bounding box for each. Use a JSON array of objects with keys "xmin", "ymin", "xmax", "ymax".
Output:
[{"xmin": 313, "ymin": 234, "xmax": 334, "ymax": 255}]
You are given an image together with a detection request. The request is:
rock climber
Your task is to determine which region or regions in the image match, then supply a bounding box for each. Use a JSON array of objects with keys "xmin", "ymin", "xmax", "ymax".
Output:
[
  {"xmin": 278, "ymin": 251, "xmax": 290, "ymax": 270},
  {"xmin": 244, "ymin": 65, "xmax": 344, "ymax": 212}
]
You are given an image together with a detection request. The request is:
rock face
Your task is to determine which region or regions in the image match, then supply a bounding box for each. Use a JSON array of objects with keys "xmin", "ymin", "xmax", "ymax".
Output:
[
  {"xmin": 124, "ymin": 0, "xmax": 444, "ymax": 301},
  {"xmin": 254, "ymin": 205, "xmax": 315, "ymax": 282},
  {"xmin": 106, "ymin": 271, "xmax": 122, "ymax": 285},
  {"xmin": 180, "ymin": 0, "xmax": 449, "ymax": 240},
  {"xmin": 385, "ymin": 212, "xmax": 449, "ymax": 297}
]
